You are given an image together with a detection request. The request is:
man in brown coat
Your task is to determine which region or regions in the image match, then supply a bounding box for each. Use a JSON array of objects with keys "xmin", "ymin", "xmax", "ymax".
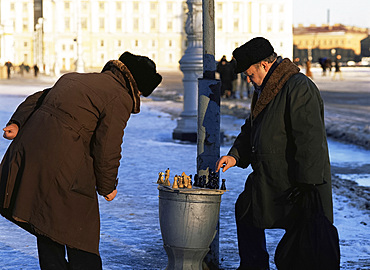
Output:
[{"xmin": 0, "ymin": 52, "xmax": 162, "ymax": 269}]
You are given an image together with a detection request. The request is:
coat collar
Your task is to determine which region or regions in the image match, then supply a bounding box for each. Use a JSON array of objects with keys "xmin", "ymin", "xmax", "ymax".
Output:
[
  {"xmin": 251, "ymin": 58, "xmax": 300, "ymax": 119},
  {"xmin": 101, "ymin": 60, "xmax": 141, "ymax": 114}
]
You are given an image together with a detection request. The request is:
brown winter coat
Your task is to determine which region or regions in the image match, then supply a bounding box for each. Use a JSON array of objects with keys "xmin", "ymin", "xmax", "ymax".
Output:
[
  {"xmin": 230, "ymin": 58, "xmax": 333, "ymax": 229},
  {"xmin": 0, "ymin": 60, "xmax": 140, "ymax": 255}
]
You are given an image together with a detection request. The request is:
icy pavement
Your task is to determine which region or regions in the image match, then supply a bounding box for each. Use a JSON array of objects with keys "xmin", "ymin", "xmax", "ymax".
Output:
[{"xmin": 0, "ymin": 93, "xmax": 369, "ymax": 269}]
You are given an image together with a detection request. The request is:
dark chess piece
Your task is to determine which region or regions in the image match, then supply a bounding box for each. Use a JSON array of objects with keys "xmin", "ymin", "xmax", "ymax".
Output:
[
  {"xmin": 200, "ymin": 175, "xmax": 207, "ymax": 188},
  {"xmin": 207, "ymin": 170, "xmax": 219, "ymax": 189},
  {"xmin": 194, "ymin": 174, "xmax": 199, "ymax": 187},
  {"xmin": 220, "ymin": 179, "xmax": 226, "ymax": 190}
]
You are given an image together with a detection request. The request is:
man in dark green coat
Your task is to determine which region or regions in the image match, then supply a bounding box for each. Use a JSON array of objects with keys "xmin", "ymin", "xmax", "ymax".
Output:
[{"xmin": 216, "ymin": 37, "xmax": 333, "ymax": 270}]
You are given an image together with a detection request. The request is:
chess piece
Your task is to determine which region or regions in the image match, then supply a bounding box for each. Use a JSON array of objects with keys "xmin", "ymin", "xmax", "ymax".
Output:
[
  {"xmin": 178, "ymin": 175, "xmax": 184, "ymax": 188},
  {"xmin": 200, "ymin": 175, "xmax": 207, "ymax": 188},
  {"xmin": 165, "ymin": 168, "xmax": 170, "ymax": 183},
  {"xmin": 164, "ymin": 175, "xmax": 171, "ymax": 186},
  {"xmin": 187, "ymin": 175, "xmax": 192, "ymax": 189},
  {"xmin": 193, "ymin": 174, "xmax": 199, "ymax": 187},
  {"xmin": 172, "ymin": 175, "xmax": 179, "ymax": 189},
  {"xmin": 182, "ymin": 172, "xmax": 189, "ymax": 188},
  {"xmin": 157, "ymin": 172, "xmax": 164, "ymax": 184},
  {"xmin": 220, "ymin": 179, "xmax": 226, "ymax": 190}
]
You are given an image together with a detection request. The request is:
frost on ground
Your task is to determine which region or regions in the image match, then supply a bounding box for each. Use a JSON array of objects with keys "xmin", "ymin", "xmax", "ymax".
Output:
[
  {"xmin": 0, "ymin": 68, "xmax": 369, "ymax": 269},
  {"xmin": 0, "ymin": 100, "xmax": 369, "ymax": 269}
]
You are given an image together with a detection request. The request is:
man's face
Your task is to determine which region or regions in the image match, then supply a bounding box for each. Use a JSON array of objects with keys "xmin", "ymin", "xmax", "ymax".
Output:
[{"xmin": 244, "ymin": 62, "xmax": 268, "ymax": 86}]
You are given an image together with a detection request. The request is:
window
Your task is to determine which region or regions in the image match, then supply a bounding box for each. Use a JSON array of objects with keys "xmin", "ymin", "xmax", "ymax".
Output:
[
  {"xmin": 24, "ymin": 42, "xmax": 28, "ymax": 47},
  {"xmin": 100, "ymin": 40, "xmax": 104, "ymax": 47},
  {"xmin": 233, "ymin": 3, "xmax": 239, "ymax": 13},
  {"xmin": 217, "ymin": 18, "xmax": 223, "ymax": 31},
  {"xmin": 99, "ymin": 2, "xmax": 105, "ymax": 10},
  {"xmin": 133, "ymin": 18, "xmax": 139, "ymax": 31},
  {"xmin": 168, "ymin": 40, "xmax": 173, "ymax": 47},
  {"xmin": 22, "ymin": 19, "xmax": 28, "ymax": 32},
  {"xmin": 65, "ymin": 18, "xmax": 70, "ymax": 31},
  {"xmin": 10, "ymin": 3, "xmax": 15, "ymax": 10},
  {"xmin": 167, "ymin": 20, "xmax": 173, "ymax": 31},
  {"xmin": 81, "ymin": 18, "xmax": 88, "ymax": 30},
  {"xmin": 151, "ymin": 40, "xmax": 156, "ymax": 47},
  {"xmin": 117, "ymin": 40, "xmax": 122, "ymax": 47},
  {"xmin": 62, "ymin": 44, "xmax": 66, "ymax": 51},
  {"xmin": 150, "ymin": 18, "xmax": 157, "ymax": 31},
  {"xmin": 116, "ymin": 18, "xmax": 122, "ymax": 31},
  {"xmin": 233, "ymin": 19, "xmax": 239, "ymax": 31},
  {"xmin": 82, "ymin": 1, "xmax": 88, "ymax": 10},
  {"xmin": 135, "ymin": 40, "xmax": 139, "ymax": 47},
  {"xmin": 150, "ymin": 2, "xmax": 158, "ymax": 11},
  {"xmin": 217, "ymin": 3, "xmax": 223, "ymax": 12},
  {"xmin": 64, "ymin": 2, "xmax": 70, "ymax": 10},
  {"xmin": 133, "ymin": 2, "xmax": 139, "ymax": 12},
  {"xmin": 167, "ymin": 2, "xmax": 173, "ymax": 12},
  {"xmin": 116, "ymin": 2, "xmax": 122, "ymax": 11},
  {"xmin": 70, "ymin": 45, "xmax": 74, "ymax": 51},
  {"xmin": 23, "ymin": 3, "xmax": 27, "ymax": 12},
  {"xmin": 99, "ymin": 18, "xmax": 105, "ymax": 30}
]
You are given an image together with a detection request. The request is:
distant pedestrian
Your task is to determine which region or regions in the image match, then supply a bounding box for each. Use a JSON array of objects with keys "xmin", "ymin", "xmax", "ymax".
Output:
[
  {"xmin": 0, "ymin": 52, "xmax": 162, "ymax": 270},
  {"xmin": 33, "ymin": 64, "xmax": 39, "ymax": 77},
  {"xmin": 19, "ymin": 63, "xmax": 25, "ymax": 76},
  {"xmin": 230, "ymin": 56, "xmax": 238, "ymax": 99},
  {"xmin": 217, "ymin": 55, "xmax": 233, "ymax": 98},
  {"xmin": 240, "ymin": 72, "xmax": 253, "ymax": 99},
  {"xmin": 5, "ymin": 61, "xmax": 12, "ymax": 79},
  {"xmin": 332, "ymin": 55, "xmax": 343, "ymax": 80}
]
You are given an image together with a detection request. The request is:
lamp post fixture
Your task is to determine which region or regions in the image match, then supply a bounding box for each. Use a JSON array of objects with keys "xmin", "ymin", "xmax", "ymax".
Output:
[{"xmin": 172, "ymin": 0, "xmax": 203, "ymax": 142}]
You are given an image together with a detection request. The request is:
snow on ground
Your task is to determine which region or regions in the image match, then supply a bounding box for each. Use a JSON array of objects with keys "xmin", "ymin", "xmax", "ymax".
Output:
[{"xmin": 0, "ymin": 91, "xmax": 369, "ymax": 269}]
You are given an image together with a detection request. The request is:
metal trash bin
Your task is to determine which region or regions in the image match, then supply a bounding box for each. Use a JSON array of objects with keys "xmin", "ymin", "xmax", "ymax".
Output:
[{"xmin": 158, "ymin": 185, "xmax": 224, "ymax": 270}]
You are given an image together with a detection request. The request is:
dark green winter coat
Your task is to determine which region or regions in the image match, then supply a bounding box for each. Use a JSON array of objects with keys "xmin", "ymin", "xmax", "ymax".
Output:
[
  {"xmin": 0, "ymin": 60, "xmax": 141, "ymax": 255},
  {"xmin": 229, "ymin": 58, "xmax": 333, "ymax": 229}
]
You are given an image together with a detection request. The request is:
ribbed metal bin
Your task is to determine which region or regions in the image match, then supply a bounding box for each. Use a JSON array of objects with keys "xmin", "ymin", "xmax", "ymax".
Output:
[{"xmin": 158, "ymin": 185, "xmax": 224, "ymax": 270}]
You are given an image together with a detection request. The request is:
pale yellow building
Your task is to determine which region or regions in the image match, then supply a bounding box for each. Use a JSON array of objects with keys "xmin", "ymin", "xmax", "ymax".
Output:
[
  {"xmin": 1, "ymin": 0, "xmax": 293, "ymax": 74},
  {"xmin": 293, "ymin": 24, "xmax": 369, "ymax": 63}
]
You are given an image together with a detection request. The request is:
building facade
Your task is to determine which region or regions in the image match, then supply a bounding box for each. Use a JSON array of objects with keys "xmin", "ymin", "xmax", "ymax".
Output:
[
  {"xmin": 293, "ymin": 24, "xmax": 370, "ymax": 64},
  {"xmin": 1, "ymin": 0, "xmax": 293, "ymax": 74}
]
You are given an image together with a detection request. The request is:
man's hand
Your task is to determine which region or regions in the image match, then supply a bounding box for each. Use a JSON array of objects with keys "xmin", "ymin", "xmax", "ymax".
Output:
[
  {"xmin": 104, "ymin": 189, "xmax": 117, "ymax": 201},
  {"xmin": 3, "ymin": 123, "xmax": 19, "ymax": 140},
  {"xmin": 216, "ymin": 155, "xmax": 236, "ymax": 172}
]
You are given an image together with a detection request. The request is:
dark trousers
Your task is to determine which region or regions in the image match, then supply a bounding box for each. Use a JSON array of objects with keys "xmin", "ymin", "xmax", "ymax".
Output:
[
  {"xmin": 236, "ymin": 217, "xmax": 270, "ymax": 270},
  {"xmin": 37, "ymin": 235, "xmax": 102, "ymax": 270}
]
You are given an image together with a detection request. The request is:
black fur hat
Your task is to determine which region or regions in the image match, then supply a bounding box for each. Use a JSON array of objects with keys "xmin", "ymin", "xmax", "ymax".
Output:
[
  {"xmin": 119, "ymin": 52, "xmax": 162, "ymax": 97},
  {"xmin": 232, "ymin": 37, "xmax": 274, "ymax": 73}
]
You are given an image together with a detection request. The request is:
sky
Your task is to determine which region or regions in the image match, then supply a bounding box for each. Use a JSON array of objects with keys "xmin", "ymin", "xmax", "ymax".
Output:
[{"xmin": 293, "ymin": 0, "xmax": 370, "ymax": 28}]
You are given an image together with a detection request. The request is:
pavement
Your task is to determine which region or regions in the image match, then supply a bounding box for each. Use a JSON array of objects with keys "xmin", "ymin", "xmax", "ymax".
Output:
[
  {"xmin": 0, "ymin": 66, "xmax": 369, "ymax": 270},
  {"xmin": 148, "ymin": 66, "xmax": 370, "ymax": 150},
  {"xmin": 2, "ymin": 66, "xmax": 370, "ymax": 150}
]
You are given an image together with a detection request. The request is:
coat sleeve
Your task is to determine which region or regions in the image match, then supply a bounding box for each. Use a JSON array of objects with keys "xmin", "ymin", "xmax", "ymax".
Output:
[
  {"xmin": 227, "ymin": 117, "xmax": 252, "ymax": 168},
  {"xmin": 287, "ymin": 75, "xmax": 328, "ymax": 185},
  {"xmin": 91, "ymin": 95, "xmax": 131, "ymax": 196},
  {"xmin": 8, "ymin": 88, "xmax": 51, "ymax": 128}
]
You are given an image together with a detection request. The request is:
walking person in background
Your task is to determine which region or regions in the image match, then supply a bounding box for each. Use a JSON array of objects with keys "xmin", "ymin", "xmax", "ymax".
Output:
[
  {"xmin": 240, "ymin": 72, "xmax": 254, "ymax": 99},
  {"xmin": 5, "ymin": 61, "xmax": 13, "ymax": 79},
  {"xmin": 217, "ymin": 55, "xmax": 234, "ymax": 98},
  {"xmin": 216, "ymin": 37, "xmax": 333, "ymax": 270},
  {"xmin": 33, "ymin": 64, "xmax": 39, "ymax": 77},
  {"xmin": 230, "ymin": 56, "xmax": 238, "ymax": 99},
  {"xmin": 332, "ymin": 55, "xmax": 343, "ymax": 80},
  {"xmin": 0, "ymin": 52, "xmax": 162, "ymax": 270}
]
